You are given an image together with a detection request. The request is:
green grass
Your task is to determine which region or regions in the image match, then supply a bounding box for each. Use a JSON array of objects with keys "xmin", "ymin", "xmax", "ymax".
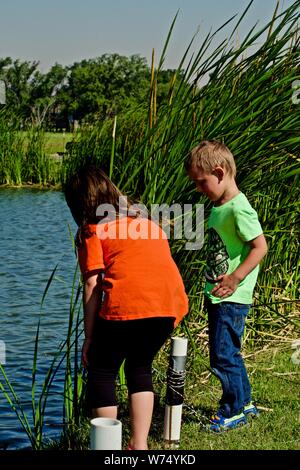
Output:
[
  {"xmin": 149, "ymin": 343, "xmax": 300, "ymax": 450},
  {"xmin": 46, "ymin": 342, "xmax": 300, "ymax": 450},
  {"xmin": 43, "ymin": 132, "xmax": 73, "ymax": 155},
  {"xmin": 20, "ymin": 131, "xmax": 73, "ymax": 155}
]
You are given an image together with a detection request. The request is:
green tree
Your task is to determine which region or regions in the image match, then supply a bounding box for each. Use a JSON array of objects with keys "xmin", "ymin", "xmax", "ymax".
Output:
[
  {"xmin": 4, "ymin": 59, "xmax": 40, "ymax": 120},
  {"xmin": 30, "ymin": 63, "xmax": 67, "ymax": 127},
  {"xmin": 57, "ymin": 53, "xmax": 150, "ymax": 123},
  {"xmin": 0, "ymin": 53, "xmax": 184, "ymax": 128}
]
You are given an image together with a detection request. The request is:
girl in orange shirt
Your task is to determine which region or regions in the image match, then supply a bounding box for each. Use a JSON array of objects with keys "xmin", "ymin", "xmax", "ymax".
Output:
[{"xmin": 64, "ymin": 165, "xmax": 188, "ymax": 450}]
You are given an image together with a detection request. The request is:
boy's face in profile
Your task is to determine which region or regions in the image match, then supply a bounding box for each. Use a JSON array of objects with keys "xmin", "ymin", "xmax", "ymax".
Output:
[{"xmin": 188, "ymin": 166, "xmax": 225, "ymax": 203}]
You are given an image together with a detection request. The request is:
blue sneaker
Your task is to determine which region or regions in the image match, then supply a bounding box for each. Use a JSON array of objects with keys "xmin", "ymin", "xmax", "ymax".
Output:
[
  {"xmin": 208, "ymin": 411, "xmax": 247, "ymax": 433},
  {"xmin": 244, "ymin": 402, "xmax": 259, "ymax": 418}
]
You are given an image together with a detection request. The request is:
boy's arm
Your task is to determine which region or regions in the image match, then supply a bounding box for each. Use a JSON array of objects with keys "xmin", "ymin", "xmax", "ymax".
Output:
[
  {"xmin": 212, "ymin": 233, "xmax": 268, "ymax": 299},
  {"xmin": 82, "ymin": 270, "xmax": 102, "ymax": 367}
]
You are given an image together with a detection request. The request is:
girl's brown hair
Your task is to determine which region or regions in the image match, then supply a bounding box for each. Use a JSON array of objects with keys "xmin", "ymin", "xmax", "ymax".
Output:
[{"xmin": 63, "ymin": 165, "xmax": 134, "ymax": 244}]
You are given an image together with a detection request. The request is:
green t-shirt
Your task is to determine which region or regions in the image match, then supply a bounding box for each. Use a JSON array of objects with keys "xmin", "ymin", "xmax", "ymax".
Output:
[{"xmin": 204, "ymin": 192, "xmax": 263, "ymax": 304}]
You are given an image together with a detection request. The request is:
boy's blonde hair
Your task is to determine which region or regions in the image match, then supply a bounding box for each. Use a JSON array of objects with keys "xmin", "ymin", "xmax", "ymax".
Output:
[{"xmin": 185, "ymin": 140, "xmax": 236, "ymax": 178}]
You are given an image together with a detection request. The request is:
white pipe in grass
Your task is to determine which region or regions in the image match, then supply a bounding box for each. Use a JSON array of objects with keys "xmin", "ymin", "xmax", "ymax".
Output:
[
  {"xmin": 163, "ymin": 336, "xmax": 188, "ymax": 448},
  {"xmin": 90, "ymin": 417, "xmax": 122, "ymax": 450}
]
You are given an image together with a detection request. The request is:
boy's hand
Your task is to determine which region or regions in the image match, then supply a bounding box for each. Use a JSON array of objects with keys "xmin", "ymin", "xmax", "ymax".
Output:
[
  {"xmin": 211, "ymin": 235, "xmax": 268, "ymax": 299},
  {"xmin": 211, "ymin": 273, "xmax": 240, "ymax": 298}
]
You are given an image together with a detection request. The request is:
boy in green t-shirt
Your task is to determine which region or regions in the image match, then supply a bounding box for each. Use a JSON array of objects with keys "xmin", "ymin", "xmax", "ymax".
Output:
[{"xmin": 185, "ymin": 140, "xmax": 268, "ymax": 432}]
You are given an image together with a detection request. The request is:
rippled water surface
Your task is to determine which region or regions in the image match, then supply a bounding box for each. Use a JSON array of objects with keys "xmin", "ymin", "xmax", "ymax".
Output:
[{"xmin": 0, "ymin": 188, "xmax": 78, "ymax": 449}]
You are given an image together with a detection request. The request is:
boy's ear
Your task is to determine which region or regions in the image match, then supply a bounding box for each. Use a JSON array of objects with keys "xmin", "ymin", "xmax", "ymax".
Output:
[{"xmin": 213, "ymin": 166, "xmax": 225, "ymax": 181}]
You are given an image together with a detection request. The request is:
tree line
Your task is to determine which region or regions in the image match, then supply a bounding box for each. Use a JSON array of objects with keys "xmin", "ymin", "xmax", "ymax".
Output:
[{"xmin": 0, "ymin": 54, "xmax": 180, "ymax": 130}]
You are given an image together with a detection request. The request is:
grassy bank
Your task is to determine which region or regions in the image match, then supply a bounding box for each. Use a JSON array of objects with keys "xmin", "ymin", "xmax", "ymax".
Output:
[
  {"xmin": 0, "ymin": 131, "xmax": 73, "ymax": 189},
  {"xmin": 174, "ymin": 344, "xmax": 300, "ymax": 450},
  {"xmin": 0, "ymin": 131, "xmax": 72, "ymax": 188},
  {"xmin": 0, "ymin": 124, "xmax": 66, "ymax": 186},
  {"xmin": 46, "ymin": 342, "xmax": 300, "ymax": 450},
  {"xmin": 43, "ymin": 132, "xmax": 73, "ymax": 155}
]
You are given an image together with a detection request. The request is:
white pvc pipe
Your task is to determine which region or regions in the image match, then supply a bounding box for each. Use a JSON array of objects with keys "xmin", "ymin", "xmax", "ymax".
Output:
[
  {"xmin": 164, "ymin": 404, "xmax": 183, "ymax": 445},
  {"xmin": 90, "ymin": 417, "xmax": 122, "ymax": 450},
  {"xmin": 163, "ymin": 337, "xmax": 188, "ymax": 448},
  {"xmin": 171, "ymin": 336, "xmax": 188, "ymax": 357}
]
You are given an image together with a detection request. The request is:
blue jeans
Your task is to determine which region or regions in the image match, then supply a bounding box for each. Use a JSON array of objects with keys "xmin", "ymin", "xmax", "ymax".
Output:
[{"xmin": 206, "ymin": 299, "xmax": 251, "ymax": 418}]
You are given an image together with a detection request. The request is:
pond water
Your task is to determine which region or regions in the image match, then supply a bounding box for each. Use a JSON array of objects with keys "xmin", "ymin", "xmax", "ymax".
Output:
[{"xmin": 0, "ymin": 188, "xmax": 78, "ymax": 449}]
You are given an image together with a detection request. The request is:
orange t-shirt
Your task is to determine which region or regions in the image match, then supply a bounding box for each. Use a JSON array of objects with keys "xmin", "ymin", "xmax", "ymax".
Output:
[{"xmin": 77, "ymin": 217, "xmax": 188, "ymax": 326}]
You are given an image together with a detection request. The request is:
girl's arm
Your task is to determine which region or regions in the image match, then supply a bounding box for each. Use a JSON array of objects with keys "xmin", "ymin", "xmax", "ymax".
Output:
[
  {"xmin": 82, "ymin": 270, "xmax": 102, "ymax": 367},
  {"xmin": 212, "ymin": 234, "xmax": 268, "ymax": 298}
]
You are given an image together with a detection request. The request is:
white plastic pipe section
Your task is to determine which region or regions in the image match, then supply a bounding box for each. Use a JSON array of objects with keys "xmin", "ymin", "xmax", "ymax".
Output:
[
  {"xmin": 163, "ymin": 336, "xmax": 188, "ymax": 448},
  {"xmin": 90, "ymin": 417, "xmax": 122, "ymax": 450}
]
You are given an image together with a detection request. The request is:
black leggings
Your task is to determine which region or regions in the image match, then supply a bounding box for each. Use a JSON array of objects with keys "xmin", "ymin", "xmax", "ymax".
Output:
[{"xmin": 87, "ymin": 317, "xmax": 175, "ymax": 408}]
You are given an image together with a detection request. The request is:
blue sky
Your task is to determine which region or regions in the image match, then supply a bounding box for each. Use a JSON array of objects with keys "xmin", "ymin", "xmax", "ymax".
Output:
[{"xmin": 0, "ymin": 0, "xmax": 295, "ymax": 71}]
